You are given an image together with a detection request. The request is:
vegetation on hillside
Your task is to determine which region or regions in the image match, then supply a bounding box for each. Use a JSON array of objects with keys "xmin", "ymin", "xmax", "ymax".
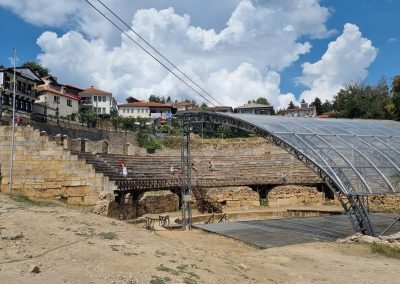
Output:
[{"xmin": 22, "ymin": 61, "xmax": 50, "ymax": 77}]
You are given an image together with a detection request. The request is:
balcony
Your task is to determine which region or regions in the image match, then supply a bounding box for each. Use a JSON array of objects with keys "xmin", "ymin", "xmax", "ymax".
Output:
[{"xmin": 3, "ymin": 82, "xmax": 39, "ymax": 99}]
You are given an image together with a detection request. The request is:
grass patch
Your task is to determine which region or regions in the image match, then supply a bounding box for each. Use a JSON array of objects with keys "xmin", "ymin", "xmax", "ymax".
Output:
[
  {"xmin": 369, "ymin": 242, "xmax": 400, "ymax": 259},
  {"xmin": 98, "ymin": 232, "xmax": 118, "ymax": 240},
  {"xmin": 150, "ymin": 275, "xmax": 171, "ymax": 284},
  {"xmin": 156, "ymin": 265, "xmax": 180, "ymax": 276},
  {"xmin": 177, "ymin": 264, "xmax": 188, "ymax": 272},
  {"xmin": 8, "ymin": 194, "xmax": 52, "ymax": 206}
]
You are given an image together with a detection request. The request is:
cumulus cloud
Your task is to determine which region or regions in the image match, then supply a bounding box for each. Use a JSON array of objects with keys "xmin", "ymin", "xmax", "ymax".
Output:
[
  {"xmin": 31, "ymin": 0, "xmax": 335, "ymax": 109},
  {"xmin": 3, "ymin": 0, "xmax": 375, "ymax": 110},
  {"xmin": 299, "ymin": 23, "xmax": 377, "ymax": 103}
]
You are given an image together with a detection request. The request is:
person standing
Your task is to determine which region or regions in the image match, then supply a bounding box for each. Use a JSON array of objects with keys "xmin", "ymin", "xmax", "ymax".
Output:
[{"xmin": 120, "ymin": 160, "xmax": 128, "ymax": 177}]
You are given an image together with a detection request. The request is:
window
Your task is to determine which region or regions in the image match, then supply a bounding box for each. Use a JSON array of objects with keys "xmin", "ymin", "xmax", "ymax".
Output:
[
  {"xmin": 123, "ymin": 109, "xmax": 126, "ymax": 113},
  {"xmin": 103, "ymin": 96, "xmax": 106, "ymax": 102},
  {"xmin": 54, "ymin": 96, "xmax": 60, "ymax": 103},
  {"xmin": 102, "ymin": 107, "xmax": 106, "ymax": 114},
  {"xmin": 94, "ymin": 96, "xmax": 97, "ymax": 102},
  {"xmin": 67, "ymin": 99, "xmax": 72, "ymax": 107}
]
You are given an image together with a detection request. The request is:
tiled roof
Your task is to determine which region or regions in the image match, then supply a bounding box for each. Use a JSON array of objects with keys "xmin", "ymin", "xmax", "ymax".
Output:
[
  {"xmin": 118, "ymin": 102, "xmax": 173, "ymax": 108},
  {"xmin": 81, "ymin": 86, "xmax": 111, "ymax": 95},
  {"xmin": 38, "ymin": 85, "xmax": 80, "ymax": 100}
]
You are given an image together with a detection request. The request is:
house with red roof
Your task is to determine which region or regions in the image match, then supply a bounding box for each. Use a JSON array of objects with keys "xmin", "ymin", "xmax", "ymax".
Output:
[
  {"xmin": 33, "ymin": 75, "xmax": 81, "ymax": 119},
  {"xmin": 118, "ymin": 99, "xmax": 174, "ymax": 120},
  {"xmin": 79, "ymin": 86, "xmax": 118, "ymax": 115}
]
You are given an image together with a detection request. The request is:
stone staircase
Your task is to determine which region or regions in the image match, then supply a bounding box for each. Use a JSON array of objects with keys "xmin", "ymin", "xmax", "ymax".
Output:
[{"xmin": 0, "ymin": 126, "xmax": 117, "ymax": 205}]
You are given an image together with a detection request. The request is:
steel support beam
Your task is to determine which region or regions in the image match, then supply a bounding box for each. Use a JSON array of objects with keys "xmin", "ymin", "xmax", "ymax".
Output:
[
  {"xmin": 181, "ymin": 116, "xmax": 192, "ymax": 230},
  {"xmin": 177, "ymin": 111, "xmax": 383, "ymax": 235}
]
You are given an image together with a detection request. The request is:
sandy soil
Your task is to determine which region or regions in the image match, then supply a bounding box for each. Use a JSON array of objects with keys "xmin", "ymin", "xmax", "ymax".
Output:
[{"xmin": 0, "ymin": 194, "xmax": 399, "ymax": 284}]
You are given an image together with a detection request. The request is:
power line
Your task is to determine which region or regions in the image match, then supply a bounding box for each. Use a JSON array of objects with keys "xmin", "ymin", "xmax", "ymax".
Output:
[
  {"xmin": 94, "ymin": 0, "xmax": 223, "ymax": 106},
  {"xmin": 83, "ymin": 0, "xmax": 217, "ymax": 106}
]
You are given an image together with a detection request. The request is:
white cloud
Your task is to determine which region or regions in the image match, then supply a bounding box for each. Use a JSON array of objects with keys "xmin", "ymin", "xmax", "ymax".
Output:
[
  {"xmin": 32, "ymin": 0, "xmax": 335, "ymax": 109},
  {"xmin": 0, "ymin": 0, "xmax": 81, "ymax": 27},
  {"xmin": 299, "ymin": 23, "xmax": 377, "ymax": 103},
  {"xmin": 387, "ymin": 37, "xmax": 398, "ymax": 44},
  {"xmin": 3, "ymin": 0, "xmax": 375, "ymax": 110}
]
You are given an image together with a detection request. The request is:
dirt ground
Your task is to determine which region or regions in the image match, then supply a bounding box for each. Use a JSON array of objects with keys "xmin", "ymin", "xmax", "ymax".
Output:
[{"xmin": 0, "ymin": 194, "xmax": 399, "ymax": 284}]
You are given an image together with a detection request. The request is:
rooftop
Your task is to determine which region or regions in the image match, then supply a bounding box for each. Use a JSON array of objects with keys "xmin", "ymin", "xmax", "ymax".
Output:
[
  {"xmin": 80, "ymin": 86, "xmax": 111, "ymax": 95},
  {"xmin": 236, "ymin": 103, "xmax": 272, "ymax": 109}
]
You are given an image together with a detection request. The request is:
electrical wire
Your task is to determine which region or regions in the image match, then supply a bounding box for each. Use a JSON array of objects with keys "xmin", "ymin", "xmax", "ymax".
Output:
[
  {"xmin": 83, "ymin": 0, "xmax": 218, "ymax": 106},
  {"xmin": 94, "ymin": 0, "xmax": 223, "ymax": 106}
]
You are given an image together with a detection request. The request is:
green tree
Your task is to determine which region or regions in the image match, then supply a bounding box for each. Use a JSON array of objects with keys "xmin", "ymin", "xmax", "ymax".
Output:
[
  {"xmin": 110, "ymin": 109, "xmax": 118, "ymax": 117},
  {"xmin": 312, "ymin": 97, "xmax": 323, "ymax": 115},
  {"xmin": 149, "ymin": 95, "xmax": 161, "ymax": 103},
  {"xmin": 321, "ymin": 100, "xmax": 333, "ymax": 113},
  {"xmin": 166, "ymin": 96, "xmax": 172, "ymax": 103},
  {"xmin": 255, "ymin": 97, "xmax": 269, "ymax": 105},
  {"xmin": 392, "ymin": 76, "xmax": 400, "ymax": 120},
  {"xmin": 121, "ymin": 117, "xmax": 136, "ymax": 131},
  {"xmin": 79, "ymin": 108, "xmax": 97, "ymax": 127},
  {"xmin": 22, "ymin": 61, "xmax": 49, "ymax": 77},
  {"xmin": 332, "ymin": 80, "xmax": 392, "ymax": 119},
  {"xmin": 111, "ymin": 116, "xmax": 122, "ymax": 129},
  {"xmin": 288, "ymin": 101, "xmax": 296, "ymax": 109},
  {"xmin": 0, "ymin": 64, "xmax": 4, "ymax": 68}
]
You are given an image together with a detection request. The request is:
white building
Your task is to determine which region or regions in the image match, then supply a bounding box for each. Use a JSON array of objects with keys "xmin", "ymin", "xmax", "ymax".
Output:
[
  {"xmin": 118, "ymin": 102, "xmax": 173, "ymax": 119},
  {"xmin": 36, "ymin": 85, "xmax": 80, "ymax": 118},
  {"xmin": 34, "ymin": 75, "xmax": 81, "ymax": 119},
  {"xmin": 284, "ymin": 102, "xmax": 317, "ymax": 118},
  {"xmin": 80, "ymin": 86, "xmax": 118, "ymax": 115}
]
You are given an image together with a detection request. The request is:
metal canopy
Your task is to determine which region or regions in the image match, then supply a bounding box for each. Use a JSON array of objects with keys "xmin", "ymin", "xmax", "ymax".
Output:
[
  {"xmin": 178, "ymin": 111, "xmax": 400, "ymax": 235},
  {"xmin": 225, "ymin": 113, "xmax": 400, "ymax": 196}
]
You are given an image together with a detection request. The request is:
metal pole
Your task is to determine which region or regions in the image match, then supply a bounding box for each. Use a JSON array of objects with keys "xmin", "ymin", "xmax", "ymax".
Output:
[{"xmin": 9, "ymin": 48, "xmax": 17, "ymax": 193}]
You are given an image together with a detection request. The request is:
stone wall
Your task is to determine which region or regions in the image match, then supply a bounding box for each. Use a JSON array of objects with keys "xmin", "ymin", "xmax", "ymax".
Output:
[
  {"xmin": 93, "ymin": 191, "xmax": 179, "ymax": 218},
  {"xmin": 137, "ymin": 190, "xmax": 179, "ymax": 215},
  {"xmin": 204, "ymin": 186, "xmax": 260, "ymax": 208},
  {"xmin": 0, "ymin": 126, "xmax": 117, "ymax": 205},
  {"xmin": 334, "ymin": 194, "xmax": 400, "ymax": 211},
  {"xmin": 268, "ymin": 185, "xmax": 325, "ymax": 207},
  {"xmin": 29, "ymin": 120, "xmax": 140, "ymax": 155}
]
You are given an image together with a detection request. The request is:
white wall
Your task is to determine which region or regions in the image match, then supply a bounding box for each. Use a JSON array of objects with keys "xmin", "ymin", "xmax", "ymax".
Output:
[{"xmin": 118, "ymin": 106, "xmax": 150, "ymax": 118}]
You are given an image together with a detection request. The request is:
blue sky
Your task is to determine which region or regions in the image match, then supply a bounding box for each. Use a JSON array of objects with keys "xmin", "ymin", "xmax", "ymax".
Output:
[{"xmin": 0, "ymin": 0, "xmax": 399, "ymax": 108}]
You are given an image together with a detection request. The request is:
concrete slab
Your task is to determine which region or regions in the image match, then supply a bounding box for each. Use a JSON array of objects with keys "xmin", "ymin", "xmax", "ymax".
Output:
[{"xmin": 194, "ymin": 213, "xmax": 400, "ymax": 248}]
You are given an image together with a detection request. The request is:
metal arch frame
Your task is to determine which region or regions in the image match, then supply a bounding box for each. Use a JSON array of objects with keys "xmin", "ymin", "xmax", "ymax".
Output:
[{"xmin": 177, "ymin": 111, "xmax": 393, "ymax": 236}]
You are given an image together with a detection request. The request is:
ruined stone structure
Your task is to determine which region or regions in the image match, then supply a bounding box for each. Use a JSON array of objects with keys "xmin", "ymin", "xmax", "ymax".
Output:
[
  {"xmin": 93, "ymin": 191, "xmax": 179, "ymax": 218},
  {"xmin": 204, "ymin": 186, "xmax": 260, "ymax": 208},
  {"xmin": 0, "ymin": 126, "xmax": 116, "ymax": 204},
  {"xmin": 267, "ymin": 185, "xmax": 325, "ymax": 207}
]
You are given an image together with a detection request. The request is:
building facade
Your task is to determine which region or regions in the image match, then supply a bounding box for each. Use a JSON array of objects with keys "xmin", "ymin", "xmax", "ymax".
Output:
[
  {"xmin": 173, "ymin": 102, "xmax": 195, "ymax": 112},
  {"xmin": 205, "ymin": 106, "xmax": 233, "ymax": 113},
  {"xmin": 118, "ymin": 102, "xmax": 173, "ymax": 119},
  {"xmin": 235, "ymin": 103, "xmax": 272, "ymax": 115},
  {"xmin": 284, "ymin": 102, "xmax": 316, "ymax": 118},
  {"xmin": 33, "ymin": 76, "xmax": 81, "ymax": 119},
  {"xmin": 80, "ymin": 86, "xmax": 118, "ymax": 115},
  {"xmin": 0, "ymin": 67, "xmax": 44, "ymax": 120}
]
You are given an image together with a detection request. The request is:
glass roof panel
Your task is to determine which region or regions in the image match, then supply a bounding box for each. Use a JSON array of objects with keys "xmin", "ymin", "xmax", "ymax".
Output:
[{"xmin": 224, "ymin": 113, "xmax": 400, "ymax": 195}]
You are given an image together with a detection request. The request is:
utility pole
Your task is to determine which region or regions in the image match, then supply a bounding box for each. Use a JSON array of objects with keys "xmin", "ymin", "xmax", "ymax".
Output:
[{"xmin": 9, "ymin": 48, "xmax": 17, "ymax": 193}]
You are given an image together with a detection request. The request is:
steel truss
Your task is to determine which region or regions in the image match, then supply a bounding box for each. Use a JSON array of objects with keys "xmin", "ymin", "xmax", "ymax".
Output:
[
  {"xmin": 178, "ymin": 111, "xmax": 383, "ymax": 236},
  {"xmin": 181, "ymin": 116, "xmax": 192, "ymax": 230}
]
